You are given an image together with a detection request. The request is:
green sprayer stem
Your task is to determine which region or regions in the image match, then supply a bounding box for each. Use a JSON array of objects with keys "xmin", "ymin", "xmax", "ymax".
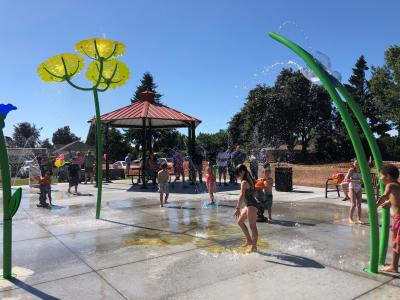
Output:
[{"xmin": 269, "ymin": 32, "xmax": 380, "ymax": 274}]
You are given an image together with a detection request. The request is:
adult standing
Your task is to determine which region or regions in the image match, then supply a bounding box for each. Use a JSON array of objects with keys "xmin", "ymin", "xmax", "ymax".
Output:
[
  {"xmin": 84, "ymin": 151, "xmax": 95, "ymax": 184},
  {"xmin": 231, "ymin": 146, "xmax": 245, "ymax": 184},
  {"xmin": 124, "ymin": 153, "xmax": 132, "ymax": 176},
  {"xmin": 39, "ymin": 156, "xmax": 53, "ymax": 176},
  {"xmin": 249, "ymin": 149, "xmax": 259, "ymax": 179},
  {"xmin": 192, "ymin": 147, "xmax": 204, "ymax": 184},
  {"xmin": 228, "ymin": 146, "xmax": 236, "ymax": 184},
  {"xmin": 76, "ymin": 151, "xmax": 84, "ymax": 182},
  {"xmin": 217, "ymin": 147, "xmax": 230, "ymax": 186},
  {"xmin": 232, "ymin": 145, "xmax": 246, "ymax": 167},
  {"xmin": 146, "ymin": 153, "xmax": 158, "ymax": 189}
]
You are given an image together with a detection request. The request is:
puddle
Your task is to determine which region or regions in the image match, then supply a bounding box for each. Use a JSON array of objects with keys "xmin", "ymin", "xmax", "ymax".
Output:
[{"xmin": 122, "ymin": 221, "xmax": 270, "ymax": 255}]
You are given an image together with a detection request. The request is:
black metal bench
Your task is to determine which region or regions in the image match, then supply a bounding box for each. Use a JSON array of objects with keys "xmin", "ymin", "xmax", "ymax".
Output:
[{"xmin": 325, "ymin": 172, "xmax": 380, "ymax": 199}]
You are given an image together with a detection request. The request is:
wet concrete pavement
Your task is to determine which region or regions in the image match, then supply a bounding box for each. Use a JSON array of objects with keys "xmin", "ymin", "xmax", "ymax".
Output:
[{"xmin": 0, "ymin": 180, "xmax": 399, "ymax": 299}]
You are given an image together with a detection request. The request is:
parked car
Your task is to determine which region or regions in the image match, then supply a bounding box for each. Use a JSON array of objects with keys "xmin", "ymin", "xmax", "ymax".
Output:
[
  {"xmin": 19, "ymin": 160, "xmax": 36, "ymax": 178},
  {"xmin": 112, "ymin": 161, "xmax": 127, "ymax": 169}
]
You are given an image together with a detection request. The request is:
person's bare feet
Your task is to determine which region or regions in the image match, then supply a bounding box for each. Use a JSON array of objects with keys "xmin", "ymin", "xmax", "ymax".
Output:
[
  {"xmin": 355, "ymin": 220, "xmax": 363, "ymax": 225},
  {"xmin": 382, "ymin": 265, "xmax": 398, "ymax": 273},
  {"xmin": 241, "ymin": 241, "xmax": 252, "ymax": 248},
  {"xmin": 160, "ymin": 204, "xmax": 164, "ymax": 207},
  {"xmin": 349, "ymin": 218, "xmax": 355, "ymax": 224}
]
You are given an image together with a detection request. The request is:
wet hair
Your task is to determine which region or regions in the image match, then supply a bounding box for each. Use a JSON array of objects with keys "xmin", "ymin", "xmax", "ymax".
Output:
[
  {"xmin": 236, "ymin": 164, "xmax": 254, "ymax": 188},
  {"xmin": 380, "ymin": 164, "xmax": 399, "ymax": 180},
  {"xmin": 161, "ymin": 162, "xmax": 168, "ymax": 169}
]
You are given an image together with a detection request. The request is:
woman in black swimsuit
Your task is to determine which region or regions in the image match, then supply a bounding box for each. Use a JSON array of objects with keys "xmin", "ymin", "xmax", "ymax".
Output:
[{"xmin": 234, "ymin": 164, "xmax": 258, "ymax": 252}]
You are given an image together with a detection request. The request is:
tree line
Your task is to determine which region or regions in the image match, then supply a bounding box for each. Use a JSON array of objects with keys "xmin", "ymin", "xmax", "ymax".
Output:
[{"xmin": 228, "ymin": 47, "xmax": 400, "ymax": 162}]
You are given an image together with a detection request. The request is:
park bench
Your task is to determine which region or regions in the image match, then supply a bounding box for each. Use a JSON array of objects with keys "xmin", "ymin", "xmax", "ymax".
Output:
[{"xmin": 325, "ymin": 172, "xmax": 380, "ymax": 199}]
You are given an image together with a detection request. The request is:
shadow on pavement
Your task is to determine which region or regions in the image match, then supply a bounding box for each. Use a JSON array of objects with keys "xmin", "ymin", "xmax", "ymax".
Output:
[
  {"xmin": 271, "ymin": 220, "xmax": 316, "ymax": 227},
  {"xmin": 9, "ymin": 277, "xmax": 60, "ymax": 300},
  {"xmin": 259, "ymin": 252, "xmax": 325, "ymax": 269}
]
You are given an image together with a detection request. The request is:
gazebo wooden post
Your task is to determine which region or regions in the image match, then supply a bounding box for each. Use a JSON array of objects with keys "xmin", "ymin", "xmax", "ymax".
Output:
[
  {"xmin": 141, "ymin": 118, "xmax": 147, "ymax": 189},
  {"xmin": 105, "ymin": 124, "xmax": 111, "ymax": 183},
  {"xmin": 149, "ymin": 119, "xmax": 153, "ymax": 154},
  {"xmin": 188, "ymin": 122, "xmax": 195, "ymax": 183}
]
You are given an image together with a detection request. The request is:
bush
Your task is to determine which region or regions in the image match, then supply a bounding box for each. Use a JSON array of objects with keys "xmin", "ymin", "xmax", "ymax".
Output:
[{"xmin": 378, "ymin": 136, "xmax": 400, "ymax": 161}]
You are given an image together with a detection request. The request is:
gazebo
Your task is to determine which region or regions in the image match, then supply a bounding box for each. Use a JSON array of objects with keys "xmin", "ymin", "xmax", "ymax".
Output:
[{"xmin": 93, "ymin": 90, "xmax": 201, "ymax": 187}]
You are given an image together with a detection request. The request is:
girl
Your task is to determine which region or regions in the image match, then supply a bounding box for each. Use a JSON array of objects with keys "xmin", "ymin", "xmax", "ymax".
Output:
[
  {"xmin": 345, "ymin": 159, "xmax": 363, "ymax": 224},
  {"xmin": 173, "ymin": 150, "xmax": 185, "ymax": 187},
  {"xmin": 234, "ymin": 164, "xmax": 258, "ymax": 252},
  {"xmin": 205, "ymin": 163, "xmax": 216, "ymax": 204}
]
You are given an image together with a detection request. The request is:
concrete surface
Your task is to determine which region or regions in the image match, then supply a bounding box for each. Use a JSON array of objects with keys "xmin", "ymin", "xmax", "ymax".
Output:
[{"xmin": 0, "ymin": 180, "xmax": 398, "ymax": 299}]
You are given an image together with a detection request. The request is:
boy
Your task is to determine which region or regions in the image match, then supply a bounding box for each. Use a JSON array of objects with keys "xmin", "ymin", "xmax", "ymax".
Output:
[
  {"xmin": 377, "ymin": 164, "xmax": 400, "ymax": 273},
  {"xmin": 37, "ymin": 171, "xmax": 52, "ymax": 208},
  {"xmin": 256, "ymin": 167, "xmax": 274, "ymax": 222},
  {"xmin": 157, "ymin": 162, "xmax": 170, "ymax": 207},
  {"xmin": 68, "ymin": 157, "xmax": 81, "ymax": 195}
]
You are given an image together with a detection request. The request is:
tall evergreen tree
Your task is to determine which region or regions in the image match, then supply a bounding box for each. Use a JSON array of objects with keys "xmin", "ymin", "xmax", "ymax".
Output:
[
  {"xmin": 347, "ymin": 56, "xmax": 390, "ymax": 136},
  {"xmin": 131, "ymin": 72, "xmax": 162, "ymax": 103}
]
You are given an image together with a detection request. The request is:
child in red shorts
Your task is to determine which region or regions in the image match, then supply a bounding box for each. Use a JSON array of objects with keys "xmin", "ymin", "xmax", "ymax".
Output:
[{"xmin": 377, "ymin": 164, "xmax": 400, "ymax": 273}]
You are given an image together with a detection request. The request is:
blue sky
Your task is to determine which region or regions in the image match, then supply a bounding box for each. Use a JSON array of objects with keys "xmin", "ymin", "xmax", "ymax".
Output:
[{"xmin": 0, "ymin": 0, "xmax": 398, "ymax": 141}]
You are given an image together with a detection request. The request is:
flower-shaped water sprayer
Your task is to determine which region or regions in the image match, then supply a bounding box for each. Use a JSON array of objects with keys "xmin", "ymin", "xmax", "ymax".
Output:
[
  {"xmin": 0, "ymin": 103, "xmax": 22, "ymax": 279},
  {"xmin": 37, "ymin": 38, "xmax": 130, "ymax": 219}
]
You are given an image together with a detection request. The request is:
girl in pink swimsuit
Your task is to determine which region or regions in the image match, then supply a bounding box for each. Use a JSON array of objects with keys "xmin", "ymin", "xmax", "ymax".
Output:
[
  {"xmin": 345, "ymin": 159, "xmax": 363, "ymax": 224},
  {"xmin": 205, "ymin": 164, "xmax": 216, "ymax": 204}
]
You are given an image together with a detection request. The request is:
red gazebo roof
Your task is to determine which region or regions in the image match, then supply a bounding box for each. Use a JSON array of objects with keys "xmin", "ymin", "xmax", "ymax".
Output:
[{"xmin": 93, "ymin": 91, "xmax": 201, "ymax": 129}]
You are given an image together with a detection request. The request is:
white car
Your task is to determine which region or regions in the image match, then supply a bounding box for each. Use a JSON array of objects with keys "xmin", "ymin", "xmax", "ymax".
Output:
[
  {"xmin": 19, "ymin": 160, "xmax": 37, "ymax": 178},
  {"xmin": 112, "ymin": 161, "xmax": 127, "ymax": 169}
]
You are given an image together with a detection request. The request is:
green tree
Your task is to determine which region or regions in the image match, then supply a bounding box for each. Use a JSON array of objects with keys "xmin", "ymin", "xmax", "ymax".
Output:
[
  {"xmin": 370, "ymin": 46, "xmax": 400, "ymax": 134},
  {"xmin": 197, "ymin": 130, "xmax": 228, "ymax": 153},
  {"xmin": 86, "ymin": 124, "xmax": 96, "ymax": 146},
  {"xmin": 270, "ymin": 69, "xmax": 332, "ymax": 159},
  {"xmin": 40, "ymin": 138, "xmax": 53, "ymax": 149},
  {"xmin": 107, "ymin": 128, "xmax": 132, "ymax": 162},
  {"xmin": 347, "ymin": 56, "xmax": 390, "ymax": 136},
  {"xmin": 228, "ymin": 111, "xmax": 247, "ymax": 146},
  {"xmin": 52, "ymin": 126, "xmax": 80, "ymax": 145},
  {"xmin": 12, "ymin": 122, "xmax": 41, "ymax": 147},
  {"xmin": 131, "ymin": 72, "xmax": 162, "ymax": 103}
]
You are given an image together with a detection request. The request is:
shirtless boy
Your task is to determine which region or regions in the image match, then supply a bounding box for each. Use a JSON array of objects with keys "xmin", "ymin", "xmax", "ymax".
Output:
[{"xmin": 377, "ymin": 164, "xmax": 400, "ymax": 273}]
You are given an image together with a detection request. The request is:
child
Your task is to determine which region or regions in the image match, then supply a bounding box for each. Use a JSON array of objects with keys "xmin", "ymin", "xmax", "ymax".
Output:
[
  {"xmin": 173, "ymin": 150, "xmax": 185, "ymax": 187},
  {"xmin": 205, "ymin": 163, "xmax": 217, "ymax": 204},
  {"xmin": 345, "ymin": 159, "xmax": 363, "ymax": 224},
  {"xmin": 256, "ymin": 167, "xmax": 274, "ymax": 222},
  {"xmin": 234, "ymin": 164, "xmax": 258, "ymax": 252},
  {"xmin": 68, "ymin": 157, "xmax": 81, "ymax": 195},
  {"xmin": 157, "ymin": 162, "xmax": 170, "ymax": 207},
  {"xmin": 255, "ymin": 177, "xmax": 267, "ymax": 222},
  {"xmin": 377, "ymin": 164, "xmax": 400, "ymax": 273},
  {"xmin": 37, "ymin": 171, "xmax": 52, "ymax": 208}
]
